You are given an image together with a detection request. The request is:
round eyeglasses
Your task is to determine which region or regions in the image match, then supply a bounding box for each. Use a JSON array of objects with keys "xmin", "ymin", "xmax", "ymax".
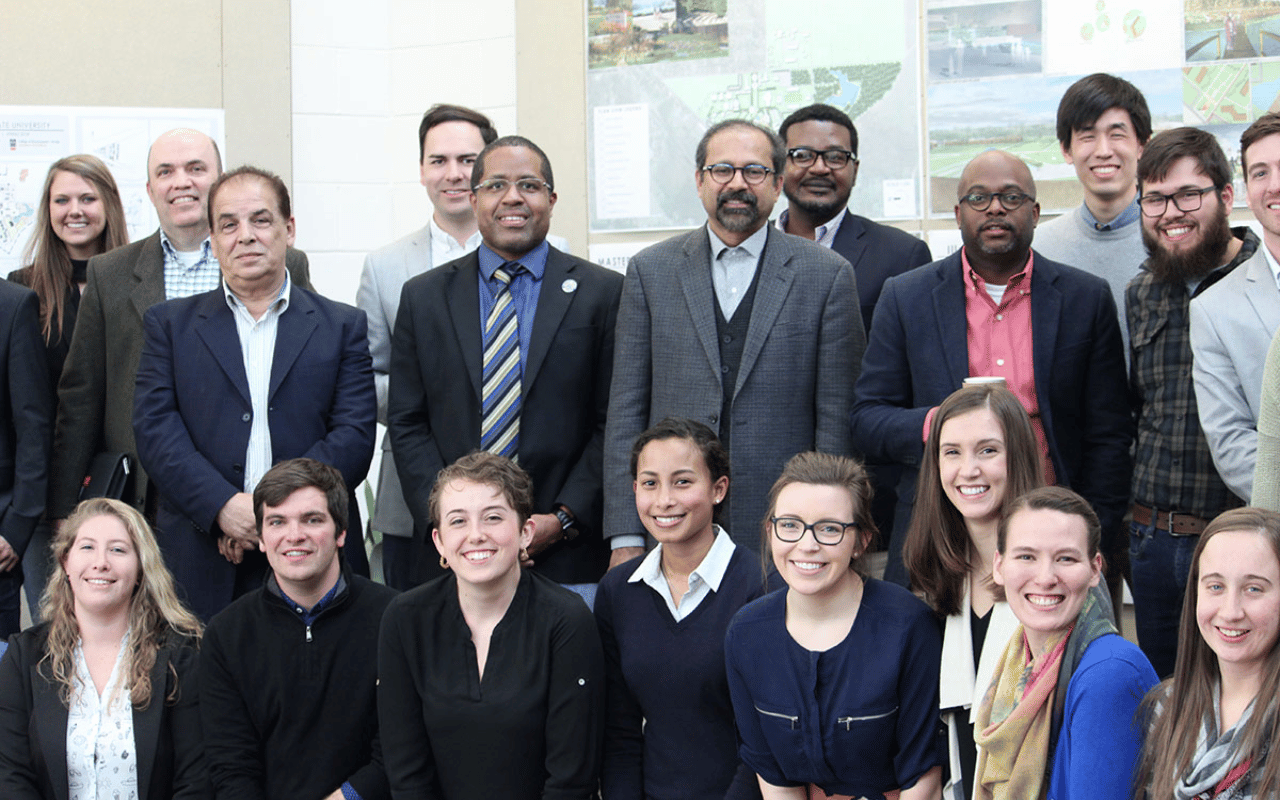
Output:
[
  {"xmin": 701, "ymin": 163, "xmax": 774, "ymax": 185},
  {"xmin": 959, "ymin": 191, "xmax": 1034, "ymax": 211},
  {"xmin": 770, "ymin": 516, "xmax": 857, "ymax": 546}
]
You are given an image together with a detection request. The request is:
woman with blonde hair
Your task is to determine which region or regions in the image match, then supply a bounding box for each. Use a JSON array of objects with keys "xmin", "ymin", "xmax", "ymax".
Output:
[
  {"xmin": 0, "ymin": 497, "xmax": 206, "ymax": 799},
  {"xmin": 1134, "ymin": 507, "xmax": 1280, "ymax": 799}
]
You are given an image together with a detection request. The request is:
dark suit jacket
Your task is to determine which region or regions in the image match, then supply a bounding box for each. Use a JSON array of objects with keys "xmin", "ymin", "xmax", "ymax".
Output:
[
  {"xmin": 850, "ymin": 249, "xmax": 1132, "ymax": 576},
  {"xmin": 388, "ymin": 246, "xmax": 622, "ymax": 584},
  {"xmin": 603, "ymin": 226, "xmax": 865, "ymax": 550},
  {"xmin": 829, "ymin": 211, "xmax": 933, "ymax": 337},
  {"xmin": 0, "ymin": 281, "xmax": 51, "ymax": 556},
  {"xmin": 0, "ymin": 625, "xmax": 208, "ymax": 800},
  {"xmin": 133, "ymin": 284, "xmax": 375, "ymax": 621},
  {"xmin": 50, "ymin": 231, "xmax": 310, "ymax": 518}
]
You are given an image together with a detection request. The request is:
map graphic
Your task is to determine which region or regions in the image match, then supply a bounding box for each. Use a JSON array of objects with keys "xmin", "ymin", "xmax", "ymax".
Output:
[
  {"xmin": 0, "ymin": 165, "xmax": 37, "ymax": 259},
  {"xmin": 1184, "ymin": 63, "xmax": 1251, "ymax": 123},
  {"xmin": 587, "ymin": 0, "xmax": 921, "ymax": 230}
]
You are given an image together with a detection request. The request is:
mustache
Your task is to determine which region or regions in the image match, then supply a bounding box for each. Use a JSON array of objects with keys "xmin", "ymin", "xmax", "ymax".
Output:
[
  {"xmin": 980, "ymin": 220, "xmax": 1013, "ymax": 233},
  {"xmin": 717, "ymin": 189, "xmax": 758, "ymax": 212}
]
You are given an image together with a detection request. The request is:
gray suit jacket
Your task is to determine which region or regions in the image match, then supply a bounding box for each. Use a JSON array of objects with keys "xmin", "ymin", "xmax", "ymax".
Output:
[
  {"xmin": 1190, "ymin": 245, "xmax": 1280, "ymax": 501},
  {"xmin": 603, "ymin": 225, "xmax": 865, "ymax": 550},
  {"xmin": 357, "ymin": 224, "xmax": 568, "ymax": 538},
  {"xmin": 49, "ymin": 230, "xmax": 311, "ymax": 517}
]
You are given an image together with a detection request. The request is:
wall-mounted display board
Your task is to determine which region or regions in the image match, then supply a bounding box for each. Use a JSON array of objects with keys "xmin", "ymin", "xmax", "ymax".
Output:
[{"xmin": 0, "ymin": 105, "xmax": 224, "ymax": 276}]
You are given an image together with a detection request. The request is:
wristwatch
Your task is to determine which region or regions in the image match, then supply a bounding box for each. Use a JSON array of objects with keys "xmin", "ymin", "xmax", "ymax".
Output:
[{"xmin": 554, "ymin": 506, "xmax": 579, "ymax": 542}]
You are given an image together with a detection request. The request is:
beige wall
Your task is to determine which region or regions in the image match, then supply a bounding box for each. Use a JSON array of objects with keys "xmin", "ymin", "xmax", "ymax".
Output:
[{"xmin": 1, "ymin": 0, "xmax": 295, "ymax": 185}]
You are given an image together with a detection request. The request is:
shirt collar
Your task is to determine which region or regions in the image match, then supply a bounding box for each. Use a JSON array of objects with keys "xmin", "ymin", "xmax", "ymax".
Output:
[
  {"xmin": 627, "ymin": 525, "xmax": 737, "ymax": 593},
  {"xmin": 223, "ymin": 267, "xmax": 292, "ymax": 314},
  {"xmin": 477, "ymin": 239, "xmax": 550, "ymax": 281},
  {"xmin": 1079, "ymin": 197, "xmax": 1141, "ymax": 231},
  {"xmin": 1260, "ymin": 240, "xmax": 1280, "ymax": 292},
  {"xmin": 961, "ymin": 246, "xmax": 1034, "ymax": 289},
  {"xmin": 707, "ymin": 222, "xmax": 769, "ymax": 261},
  {"xmin": 428, "ymin": 217, "xmax": 482, "ymax": 251},
  {"xmin": 775, "ymin": 207, "xmax": 846, "ymax": 240},
  {"xmin": 159, "ymin": 229, "xmax": 213, "ymax": 264}
]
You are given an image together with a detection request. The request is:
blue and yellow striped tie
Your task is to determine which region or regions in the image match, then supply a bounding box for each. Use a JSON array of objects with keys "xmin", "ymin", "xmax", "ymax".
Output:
[{"xmin": 481, "ymin": 263, "xmax": 521, "ymax": 461}]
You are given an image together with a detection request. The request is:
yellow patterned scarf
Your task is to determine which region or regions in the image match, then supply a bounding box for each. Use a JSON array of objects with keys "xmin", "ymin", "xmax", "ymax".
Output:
[{"xmin": 972, "ymin": 624, "xmax": 1072, "ymax": 800}]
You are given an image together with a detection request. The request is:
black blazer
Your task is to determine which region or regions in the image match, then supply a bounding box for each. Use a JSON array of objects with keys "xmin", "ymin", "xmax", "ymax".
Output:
[
  {"xmin": 0, "ymin": 280, "xmax": 51, "ymax": 557},
  {"xmin": 828, "ymin": 211, "xmax": 933, "ymax": 337},
  {"xmin": 388, "ymin": 246, "xmax": 623, "ymax": 584},
  {"xmin": 0, "ymin": 625, "xmax": 209, "ymax": 800}
]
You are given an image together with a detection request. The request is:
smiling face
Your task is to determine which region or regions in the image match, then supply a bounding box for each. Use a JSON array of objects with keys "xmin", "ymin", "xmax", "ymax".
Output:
[
  {"xmin": 1196, "ymin": 529, "xmax": 1280, "ymax": 682},
  {"xmin": 770, "ymin": 482, "xmax": 865, "ymax": 599},
  {"xmin": 1244, "ymin": 132, "xmax": 1280, "ymax": 246},
  {"xmin": 261, "ymin": 486, "xmax": 346, "ymax": 604},
  {"xmin": 471, "ymin": 145, "xmax": 556, "ymax": 261},
  {"xmin": 63, "ymin": 514, "xmax": 140, "ymax": 620},
  {"xmin": 146, "ymin": 129, "xmax": 218, "ymax": 241},
  {"xmin": 48, "ymin": 170, "xmax": 107, "ymax": 260},
  {"xmin": 210, "ymin": 175, "xmax": 295, "ymax": 294},
  {"xmin": 994, "ymin": 507, "xmax": 1102, "ymax": 653},
  {"xmin": 432, "ymin": 478, "xmax": 534, "ymax": 591},
  {"xmin": 1140, "ymin": 155, "xmax": 1233, "ymax": 282},
  {"xmin": 938, "ymin": 406, "xmax": 1009, "ymax": 528},
  {"xmin": 782, "ymin": 119, "xmax": 856, "ymax": 224},
  {"xmin": 634, "ymin": 437, "xmax": 728, "ymax": 551},
  {"xmin": 697, "ymin": 125, "xmax": 782, "ymax": 246},
  {"xmin": 1062, "ymin": 107, "xmax": 1143, "ymax": 206},
  {"xmin": 421, "ymin": 120, "xmax": 487, "ymax": 228},
  {"xmin": 954, "ymin": 151, "xmax": 1040, "ymax": 276}
]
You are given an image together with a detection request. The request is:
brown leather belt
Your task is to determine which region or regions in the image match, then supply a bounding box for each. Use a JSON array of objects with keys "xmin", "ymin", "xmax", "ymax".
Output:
[{"xmin": 1131, "ymin": 503, "xmax": 1209, "ymax": 536}]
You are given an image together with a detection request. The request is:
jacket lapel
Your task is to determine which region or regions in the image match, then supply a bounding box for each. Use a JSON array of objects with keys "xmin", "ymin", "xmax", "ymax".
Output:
[
  {"xmin": 932, "ymin": 253, "xmax": 970, "ymax": 388},
  {"xmin": 194, "ymin": 292, "xmax": 251, "ymax": 406},
  {"xmin": 131, "ymin": 655, "xmax": 169, "ymax": 799},
  {"xmin": 525, "ymin": 248, "xmax": 572, "ymax": 390},
  {"xmin": 33, "ymin": 670, "xmax": 70, "ymax": 800},
  {"xmin": 830, "ymin": 210, "xmax": 868, "ymax": 268},
  {"xmin": 736, "ymin": 228, "xmax": 796, "ymax": 398},
  {"xmin": 447, "ymin": 254, "xmax": 485, "ymax": 399},
  {"xmin": 1030, "ymin": 253, "xmax": 1063, "ymax": 429},
  {"xmin": 678, "ymin": 229, "xmax": 724, "ymax": 380},
  {"xmin": 130, "ymin": 232, "xmax": 168, "ymax": 324},
  {"xmin": 269, "ymin": 289, "xmax": 319, "ymax": 400},
  {"xmin": 1244, "ymin": 250, "xmax": 1280, "ymax": 332}
]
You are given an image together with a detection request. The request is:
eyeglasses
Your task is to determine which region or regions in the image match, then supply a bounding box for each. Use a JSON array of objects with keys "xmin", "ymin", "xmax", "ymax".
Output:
[
  {"xmin": 473, "ymin": 178, "xmax": 553, "ymax": 197},
  {"xmin": 770, "ymin": 516, "xmax": 858, "ymax": 546},
  {"xmin": 787, "ymin": 147, "xmax": 857, "ymax": 169},
  {"xmin": 1138, "ymin": 186, "xmax": 1216, "ymax": 217},
  {"xmin": 700, "ymin": 163, "xmax": 774, "ymax": 185},
  {"xmin": 960, "ymin": 191, "xmax": 1034, "ymax": 211}
]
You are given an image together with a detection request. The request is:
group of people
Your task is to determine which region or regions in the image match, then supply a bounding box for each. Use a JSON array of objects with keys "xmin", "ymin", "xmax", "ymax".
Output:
[{"xmin": 0, "ymin": 65, "xmax": 1274, "ymax": 799}]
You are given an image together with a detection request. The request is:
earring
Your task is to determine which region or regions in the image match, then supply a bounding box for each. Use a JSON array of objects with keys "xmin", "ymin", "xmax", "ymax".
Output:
[
  {"xmin": 520, "ymin": 547, "xmax": 530, "ymax": 562},
  {"xmin": 439, "ymin": 555, "xmax": 449, "ymax": 570}
]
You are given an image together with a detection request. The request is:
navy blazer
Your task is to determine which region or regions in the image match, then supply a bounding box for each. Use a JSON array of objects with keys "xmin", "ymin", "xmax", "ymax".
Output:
[
  {"xmin": 133, "ymin": 284, "xmax": 376, "ymax": 620},
  {"xmin": 0, "ymin": 625, "xmax": 208, "ymax": 800},
  {"xmin": 0, "ymin": 281, "xmax": 51, "ymax": 557},
  {"xmin": 851, "ymin": 249, "xmax": 1132, "ymax": 578},
  {"xmin": 388, "ymin": 246, "xmax": 622, "ymax": 584},
  {"xmin": 828, "ymin": 211, "xmax": 933, "ymax": 337}
]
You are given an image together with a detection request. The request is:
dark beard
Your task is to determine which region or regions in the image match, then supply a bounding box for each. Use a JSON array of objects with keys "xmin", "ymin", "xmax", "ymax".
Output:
[
  {"xmin": 1142, "ymin": 210, "xmax": 1233, "ymax": 283},
  {"xmin": 784, "ymin": 188, "xmax": 845, "ymax": 224},
  {"xmin": 714, "ymin": 189, "xmax": 761, "ymax": 233}
]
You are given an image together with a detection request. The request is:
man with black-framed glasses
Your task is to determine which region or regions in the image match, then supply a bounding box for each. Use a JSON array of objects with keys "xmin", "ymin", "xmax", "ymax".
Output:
[
  {"xmin": 1127, "ymin": 126, "xmax": 1254, "ymax": 679},
  {"xmin": 776, "ymin": 103, "xmax": 933, "ymax": 550},
  {"xmin": 852, "ymin": 149, "xmax": 1130, "ymax": 588},
  {"xmin": 603, "ymin": 118, "xmax": 864, "ymax": 562}
]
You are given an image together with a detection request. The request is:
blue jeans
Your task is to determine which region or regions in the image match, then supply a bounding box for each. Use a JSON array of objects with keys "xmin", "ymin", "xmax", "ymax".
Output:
[{"xmin": 1129, "ymin": 519, "xmax": 1198, "ymax": 679}]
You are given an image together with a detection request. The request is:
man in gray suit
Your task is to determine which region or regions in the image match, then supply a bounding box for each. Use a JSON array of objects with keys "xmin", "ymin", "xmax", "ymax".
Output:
[
  {"xmin": 1191, "ymin": 112, "xmax": 1280, "ymax": 502},
  {"xmin": 603, "ymin": 119, "xmax": 864, "ymax": 566},
  {"xmin": 49, "ymin": 129, "xmax": 311, "ymax": 527},
  {"xmin": 357, "ymin": 104, "xmax": 498, "ymax": 589}
]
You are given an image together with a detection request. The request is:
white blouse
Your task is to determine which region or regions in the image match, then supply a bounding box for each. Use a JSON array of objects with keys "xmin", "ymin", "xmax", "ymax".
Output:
[{"xmin": 66, "ymin": 633, "xmax": 139, "ymax": 800}]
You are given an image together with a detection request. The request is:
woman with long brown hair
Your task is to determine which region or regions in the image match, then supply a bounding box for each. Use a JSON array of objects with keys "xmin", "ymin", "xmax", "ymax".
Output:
[
  {"xmin": 0, "ymin": 497, "xmax": 206, "ymax": 799},
  {"xmin": 1134, "ymin": 507, "xmax": 1280, "ymax": 799},
  {"xmin": 902, "ymin": 385, "xmax": 1044, "ymax": 800}
]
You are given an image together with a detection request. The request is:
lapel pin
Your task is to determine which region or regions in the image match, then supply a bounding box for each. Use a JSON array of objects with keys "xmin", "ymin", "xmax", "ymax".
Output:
[{"xmin": 562, "ymin": 279, "xmax": 578, "ymax": 293}]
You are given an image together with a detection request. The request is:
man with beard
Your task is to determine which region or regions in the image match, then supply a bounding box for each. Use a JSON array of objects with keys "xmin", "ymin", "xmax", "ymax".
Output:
[
  {"xmin": 852, "ymin": 149, "xmax": 1130, "ymax": 586},
  {"xmin": 776, "ymin": 104, "xmax": 932, "ymax": 543},
  {"xmin": 1128, "ymin": 127, "xmax": 1250, "ymax": 678},
  {"xmin": 603, "ymin": 119, "xmax": 863, "ymax": 562},
  {"xmin": 1190, "ymin": 115, "xmax": 1280, "ymax": 507}
]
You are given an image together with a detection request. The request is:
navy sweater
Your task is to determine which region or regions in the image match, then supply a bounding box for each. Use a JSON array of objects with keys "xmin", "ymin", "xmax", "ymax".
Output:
[{"xmin": 595, "ymin": 546, "xmax": 767, "ymax": 800}]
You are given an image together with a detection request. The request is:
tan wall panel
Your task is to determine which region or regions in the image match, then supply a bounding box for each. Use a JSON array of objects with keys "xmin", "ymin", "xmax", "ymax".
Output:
[{"xmin": 515, "ymin": 0, "xmax": 588, "ymax": 249}]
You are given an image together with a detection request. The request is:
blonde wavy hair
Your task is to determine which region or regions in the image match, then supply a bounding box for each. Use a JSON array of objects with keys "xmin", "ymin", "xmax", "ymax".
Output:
[{"xmin": 39, "ymin": 498, "xmax": 202, "ymax": 709}]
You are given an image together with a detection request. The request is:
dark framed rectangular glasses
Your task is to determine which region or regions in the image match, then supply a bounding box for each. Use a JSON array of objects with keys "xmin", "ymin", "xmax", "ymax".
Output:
[
  {"xmin": 1138, "ymin": 186, "xmax": 1215, "ymax": 217},
  {"xmin": 770, "ymin": 516, "xmax": 857, "ymax": 546}
]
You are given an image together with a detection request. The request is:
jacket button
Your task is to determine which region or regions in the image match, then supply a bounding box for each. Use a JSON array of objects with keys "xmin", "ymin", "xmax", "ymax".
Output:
[
  {"xmin": 233, "ymin": 464, "xmax": 243, "ymax": 473},
  {"xmin": 709, "ymin": 414, "xmax": 718, "ymax": 424},
  {"xmin": 242, "ymin": 413, "xmax": 251, "ymax": 422}
]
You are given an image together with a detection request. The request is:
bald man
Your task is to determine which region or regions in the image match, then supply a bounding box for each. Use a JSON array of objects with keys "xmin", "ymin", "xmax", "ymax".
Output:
[
  {"xmin": 851, "ymin": 150, "xmax": 1131, "ymax": 587},
  {"xmin": 48, "ymin": 129, "xmax": 312, "ymax": 531}
]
